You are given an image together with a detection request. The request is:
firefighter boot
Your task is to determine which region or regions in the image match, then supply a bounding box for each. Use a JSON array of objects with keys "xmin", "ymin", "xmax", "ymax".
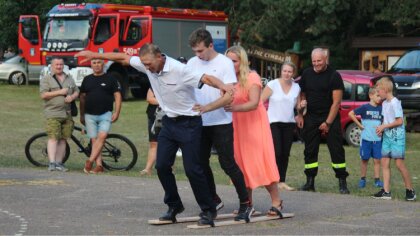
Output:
[
  {"xmin": 300, "ymin": 176, "xmax": 315, "ymax": 192},
  {"xmin": 339, "ymin": 178, "xmax": 350, "ymax": 194}
]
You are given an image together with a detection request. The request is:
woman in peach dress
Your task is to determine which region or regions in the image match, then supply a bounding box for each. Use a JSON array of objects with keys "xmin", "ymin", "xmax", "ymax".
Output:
[{"xmin": 224, "ymin": 45, "xmax": 283, "ymax": 216}]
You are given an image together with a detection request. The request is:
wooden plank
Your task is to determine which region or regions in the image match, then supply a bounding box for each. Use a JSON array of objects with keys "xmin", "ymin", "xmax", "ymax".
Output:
[
  {"xmin": 148, "ymin": 211, "xmax": 262, "ymax": 225},
  {"xmin": 187, "ymin": 212, "xmax": 294, "ymax": 229}
]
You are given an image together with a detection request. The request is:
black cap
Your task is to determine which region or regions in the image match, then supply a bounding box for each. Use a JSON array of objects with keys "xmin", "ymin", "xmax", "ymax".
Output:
[{"xmin": 176, "ymin": 56, "xmax": 187, "ymax": 64}]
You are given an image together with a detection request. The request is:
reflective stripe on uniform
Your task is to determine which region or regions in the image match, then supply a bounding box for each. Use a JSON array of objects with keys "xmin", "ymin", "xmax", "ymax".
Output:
[
  {"xmin": 331, "ymin": 163, "xmax": 346, "ymax": 169},
  {"xmin": 305, "ymin": 162, "xmax": 319, "ymax": 169}
]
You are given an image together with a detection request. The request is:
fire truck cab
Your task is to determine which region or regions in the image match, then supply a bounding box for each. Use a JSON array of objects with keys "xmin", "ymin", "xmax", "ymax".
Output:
[{"xmin": 18, "ymin": 3, "xmax": 229, "ymax": 99}]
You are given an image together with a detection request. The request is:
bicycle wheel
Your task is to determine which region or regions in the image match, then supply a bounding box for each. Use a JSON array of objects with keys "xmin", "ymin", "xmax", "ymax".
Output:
[
  {"xmin": 101, "ymin": 134, "xmax": 138, "ymax": 171},
  {"xmin": 24, "ymin": 133, "xmax": 70, "ymax": 167}
]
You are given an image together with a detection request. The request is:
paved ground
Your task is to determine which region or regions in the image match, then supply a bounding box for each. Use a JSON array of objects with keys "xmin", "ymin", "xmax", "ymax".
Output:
[{"xmin": 0, "ymin": 167, "xmax": 419, "ymax": 235}]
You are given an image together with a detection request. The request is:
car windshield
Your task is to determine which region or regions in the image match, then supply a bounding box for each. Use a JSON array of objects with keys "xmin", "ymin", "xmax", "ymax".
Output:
[
  {"xmin": 389, "ymin": 50, "xmax": 420, "ymax": 72},
  {"xmin": 43, "ymin": 18, "xmax": 90, "ymax": 41},
  {"xmin": 4, "ymin": 55, "xmax": 22, "ymax": 64}
]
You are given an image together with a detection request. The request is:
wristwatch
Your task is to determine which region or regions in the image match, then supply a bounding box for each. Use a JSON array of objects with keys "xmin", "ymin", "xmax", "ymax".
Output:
[{"xmin": 325, "ymin": 121, "xmax": 331, "ymax": 128}]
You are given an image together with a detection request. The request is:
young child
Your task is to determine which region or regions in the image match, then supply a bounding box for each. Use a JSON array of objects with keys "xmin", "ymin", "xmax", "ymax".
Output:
[
  {"xmin": 372, "ymin": 77, "xmax": 416, "ymax": 201},
  {"xmin": 348, "ymin": 87, "xmax": 383, "ymax": 188}
]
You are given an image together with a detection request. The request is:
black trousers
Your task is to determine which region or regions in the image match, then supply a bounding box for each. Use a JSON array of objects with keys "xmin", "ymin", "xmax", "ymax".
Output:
[
  {"xmin": 155, "ymin": 116, "xmax": 215, "ymax": 212},
  {"xmin": 302, "ymin": 114, "xmax": 349, "ymax": 179},
  {"xmin": 270, "ymin": 122, "xmax": 296, "ymax": 183},
  {"xmin": 200, "ymin": 123, "xmax": 249, "ymax": 203}
]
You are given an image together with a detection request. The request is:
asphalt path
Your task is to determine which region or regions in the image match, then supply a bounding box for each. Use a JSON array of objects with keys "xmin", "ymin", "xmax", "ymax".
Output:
[{"xmin": 0, "ymin": 168, "xmax": 419, "ymax": 235}]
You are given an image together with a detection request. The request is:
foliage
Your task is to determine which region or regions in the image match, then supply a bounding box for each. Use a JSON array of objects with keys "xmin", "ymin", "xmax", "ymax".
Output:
[{"xmin": 0, "ymin": 0, "xmax": 418, "ymax": 68}]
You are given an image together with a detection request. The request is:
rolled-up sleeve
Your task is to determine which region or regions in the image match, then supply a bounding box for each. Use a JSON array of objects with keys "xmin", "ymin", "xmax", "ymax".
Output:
[
  {"xmin": 182, "ymin": 65, "xmax": 204, "ymax": 88},
  {"xmin": 129, "ymin": 56, "xmax": 147, "ymax": 74}
]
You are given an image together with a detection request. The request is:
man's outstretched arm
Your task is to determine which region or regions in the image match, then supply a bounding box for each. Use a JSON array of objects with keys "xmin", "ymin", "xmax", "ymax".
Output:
[{"xmin": 75, "ymin": 51, "xmax": 131, "ymax": 65}]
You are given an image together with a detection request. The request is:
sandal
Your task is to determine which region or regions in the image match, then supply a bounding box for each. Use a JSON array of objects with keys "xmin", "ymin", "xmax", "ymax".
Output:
[{"xmin": 267, "ymin": 200, "xmax": 283, "ymax": 218}]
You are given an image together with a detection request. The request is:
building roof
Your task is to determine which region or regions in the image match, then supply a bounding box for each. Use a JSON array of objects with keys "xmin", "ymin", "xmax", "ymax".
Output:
[{"xmin": 352, "ymin": 37, "xmax": 420, "ymax": 49}]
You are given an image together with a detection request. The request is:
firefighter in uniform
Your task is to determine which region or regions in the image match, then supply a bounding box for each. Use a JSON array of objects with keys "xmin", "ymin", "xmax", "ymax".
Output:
[{"xmin": 298, "ymin": 48, "xmax": 350, "ymax": 194}]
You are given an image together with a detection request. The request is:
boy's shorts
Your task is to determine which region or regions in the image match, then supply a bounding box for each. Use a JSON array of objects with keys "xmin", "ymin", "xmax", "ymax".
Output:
[
  {"xmin": 381, "ymin": 136, "xmax": 405, "ymax": 159},
  {"xmin": 85, "ymin": 111, "xmax": 112, "ymax": 139},
  {"xmin": 360, "ymin": 139, "xmax": 382, "ymax": 160},
  {"xmin": 45, "ymin": 117, "xmax": 74, "ymax": 140}
]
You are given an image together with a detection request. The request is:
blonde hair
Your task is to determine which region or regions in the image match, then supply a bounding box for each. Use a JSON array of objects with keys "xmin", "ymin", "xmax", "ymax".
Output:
[
  {"xmin": 376, "ymin": 77, "xmax": 393, "ymax": 93},
  {"xmin": 281, "ymin": 61, "xmax": 297, "ymax": 77},
  {"xmin": 225, "ymin": 45, "xmax": 250, "ymax": 88}
]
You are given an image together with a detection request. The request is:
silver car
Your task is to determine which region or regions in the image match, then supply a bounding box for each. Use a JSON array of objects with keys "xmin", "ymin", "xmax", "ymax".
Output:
[{"xmin": 0, "ymin": 55, "xmax": 44, "ymax": 85}]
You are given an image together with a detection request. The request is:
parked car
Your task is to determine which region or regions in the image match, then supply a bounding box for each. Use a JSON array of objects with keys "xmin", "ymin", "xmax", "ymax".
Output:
[
  {"xmin": 386, "ymin": 48, "xmax": 420, "ymax": 109},
  {"xmin": 0, "ymin": 55, "xmax": 43, "ymax": 85},
  {"xmin": 295, "ymin": 70, "xmax": 389, "ymax": 147}
]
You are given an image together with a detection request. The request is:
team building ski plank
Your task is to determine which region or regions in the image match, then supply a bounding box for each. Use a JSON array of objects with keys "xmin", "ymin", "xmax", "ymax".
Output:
[
  {"xmin": 148, "ymin": 211, "xmax": 262, "ymax": 225},
  {"xmin": 187, "ymin": 212, "xmax": 294, "ymax": 229}
]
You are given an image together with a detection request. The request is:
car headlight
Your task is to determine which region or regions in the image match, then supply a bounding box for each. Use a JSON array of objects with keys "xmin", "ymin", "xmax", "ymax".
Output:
[{"xmin": 412, "ymin": 81, "xmax": 420, "ymax": 89}]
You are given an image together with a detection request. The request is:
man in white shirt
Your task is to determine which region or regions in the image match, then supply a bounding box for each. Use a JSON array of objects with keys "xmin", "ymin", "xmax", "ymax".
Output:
[
  {"xmin": 188, "ymin": 28, "xmax": 253, "ymax": 222},
  {"xmin": 75, "ymin": 44, "xmax": 230, "ymax": 226}
]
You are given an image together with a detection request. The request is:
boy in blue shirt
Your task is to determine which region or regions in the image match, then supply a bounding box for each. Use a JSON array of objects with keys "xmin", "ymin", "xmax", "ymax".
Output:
[
  {"xmin": 349, "ymin": 87, "xmax": 383, "ymax": 188},
  {"xmin": 373, "ymin": 77, "xmax": 416, "ymax": 201}
]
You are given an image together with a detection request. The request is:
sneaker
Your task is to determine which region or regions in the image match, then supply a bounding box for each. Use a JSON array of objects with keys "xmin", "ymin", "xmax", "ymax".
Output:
[
  {"xmin": 55, "ymin": 163, "xmax": 68, "ymax": 172},
  {"xmin": 90, "ymin": 165, "xmax": 104, "ymax": 174},
  {"xmin": 358, "ymin": 179, "xmax": 366, "ymax": 188},
  {"xmin": 84, "ymin": 160, "xmax": 93, "ymax": 174},
  {"xmin": 234, "ymin": 202, "xmax": 254, "ymax": 222},
  {"xmin": 198, "ymin": 210, "xmax": 216, "ymax": 226},
  {"xmin": 48, "ymin": 162, "xmax": 56, "ymax": 171},
  {"xmin": 372, "ymin": 189, "xmax": 392, "ymax": 200},
  {"xmin": 405, "ymin": 189, "xmax": 416, "ymax": 201},
  {"xmin": 159, "ymin": 205, "xmax": 185, "ymax": 222},
  {"xmin": 374, "ymin": 179, "xmax": 384, "ymax": 188},
  {"xmin": 214, "ymin": 195, "xmax": 224, "ymax": 211}
]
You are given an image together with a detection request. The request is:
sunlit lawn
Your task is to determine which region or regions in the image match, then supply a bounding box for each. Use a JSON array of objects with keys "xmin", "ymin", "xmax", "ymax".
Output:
[{"xmin": 0, "ymin": 83, "xmax": 419, "ymax": 201}]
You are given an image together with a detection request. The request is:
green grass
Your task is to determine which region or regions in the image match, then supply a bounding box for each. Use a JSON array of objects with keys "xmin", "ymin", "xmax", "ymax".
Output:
[{"xmin": 0, "ymin": 84, "xmax": 419, "ymax": 201}]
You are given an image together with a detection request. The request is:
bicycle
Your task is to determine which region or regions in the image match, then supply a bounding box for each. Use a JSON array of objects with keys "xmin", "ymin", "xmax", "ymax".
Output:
[{"xmin": 25, "ymin": 125, "xmax": 138, "ymax": 171}]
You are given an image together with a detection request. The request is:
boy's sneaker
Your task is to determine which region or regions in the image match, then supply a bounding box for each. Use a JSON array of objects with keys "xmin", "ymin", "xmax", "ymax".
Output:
[
  {"xmin": 372, "ymin": 189, "xmax": 392, "ymax": 200},
  {"xmin": 214, "ymin": 195, "xmax": 224, "ymax": 211},
  {"xmin": 374, "ymin": 179, "xmax": 384, "ymax": 188},
  {"xmin": 48, "ymin": 162, "xmax": 56, "ymax": 171},
  {"xmin": 405, "ymin": 189, "xmax": 416, "ymax": 201},
  {"xmin": 358, "ymin": 179, "xmax": 366, "ymax": 188},
  {"xmin": 55, "ymin": 163, "xmax": 68, "ymax": 172}
]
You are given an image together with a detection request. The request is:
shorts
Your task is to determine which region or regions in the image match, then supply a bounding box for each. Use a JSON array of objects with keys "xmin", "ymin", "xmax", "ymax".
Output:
[
  {"xmin": 45, "ymin": 117, "xmax": 74, "ymax": 140},
  {"xmin": 148, "ymin": 117, "xmax": 160, "ymax": 142},
  {"xmin": 381, "ymin": 136, "xmax": 405, "ymax": 159},
  {"xmin": 85, "ymin": 111, "xmax": 112, "ymax": 139},
  {"xmin": 360, "ymin": 139, "xmax": 382, "ymax": 160}
]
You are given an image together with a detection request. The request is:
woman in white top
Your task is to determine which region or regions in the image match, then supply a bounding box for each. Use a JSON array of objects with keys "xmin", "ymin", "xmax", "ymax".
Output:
[{"xmin": 261, "ymin": 62, "xmax": 304, "ymax": 191}]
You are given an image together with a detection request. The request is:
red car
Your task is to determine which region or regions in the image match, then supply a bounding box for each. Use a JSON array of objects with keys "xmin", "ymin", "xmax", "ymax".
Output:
[{"xmin": 295, "ymin": 70, "xmax": 389, "ymax": 146}]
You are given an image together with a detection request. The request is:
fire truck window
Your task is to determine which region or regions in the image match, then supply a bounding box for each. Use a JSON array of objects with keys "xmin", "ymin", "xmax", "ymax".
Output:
[
  {"xmin": 22, "ymin": 18, "xmax": 39, "ymax": 44},
  {"xmin": 127, "ymin": 20, "xmax": 141, "ymax": 41},
  {"xmin": 94, "ymin": 17, "xmax": 114, "ymax": 44}
]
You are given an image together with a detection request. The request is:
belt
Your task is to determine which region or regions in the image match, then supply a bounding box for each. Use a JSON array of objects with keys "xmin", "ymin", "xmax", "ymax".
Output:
[{"xmin": 165, "ymin": 115, "xmax": 198, "ymax": 122}]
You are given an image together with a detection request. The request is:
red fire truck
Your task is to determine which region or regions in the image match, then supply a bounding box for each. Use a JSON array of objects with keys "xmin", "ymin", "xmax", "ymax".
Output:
[{"xmin": 18, "ymin": 3, "xmax": 229, "ymax": 99}]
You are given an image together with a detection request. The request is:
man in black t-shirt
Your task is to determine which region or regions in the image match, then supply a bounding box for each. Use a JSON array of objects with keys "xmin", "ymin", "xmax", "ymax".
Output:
[
  {"xmin": 80, "ymin": 59, "xmax": 122, "ymax": 174},
  {"xmin": 298, "ymin": 48, "xmax": 350, "ymax": 194}
]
